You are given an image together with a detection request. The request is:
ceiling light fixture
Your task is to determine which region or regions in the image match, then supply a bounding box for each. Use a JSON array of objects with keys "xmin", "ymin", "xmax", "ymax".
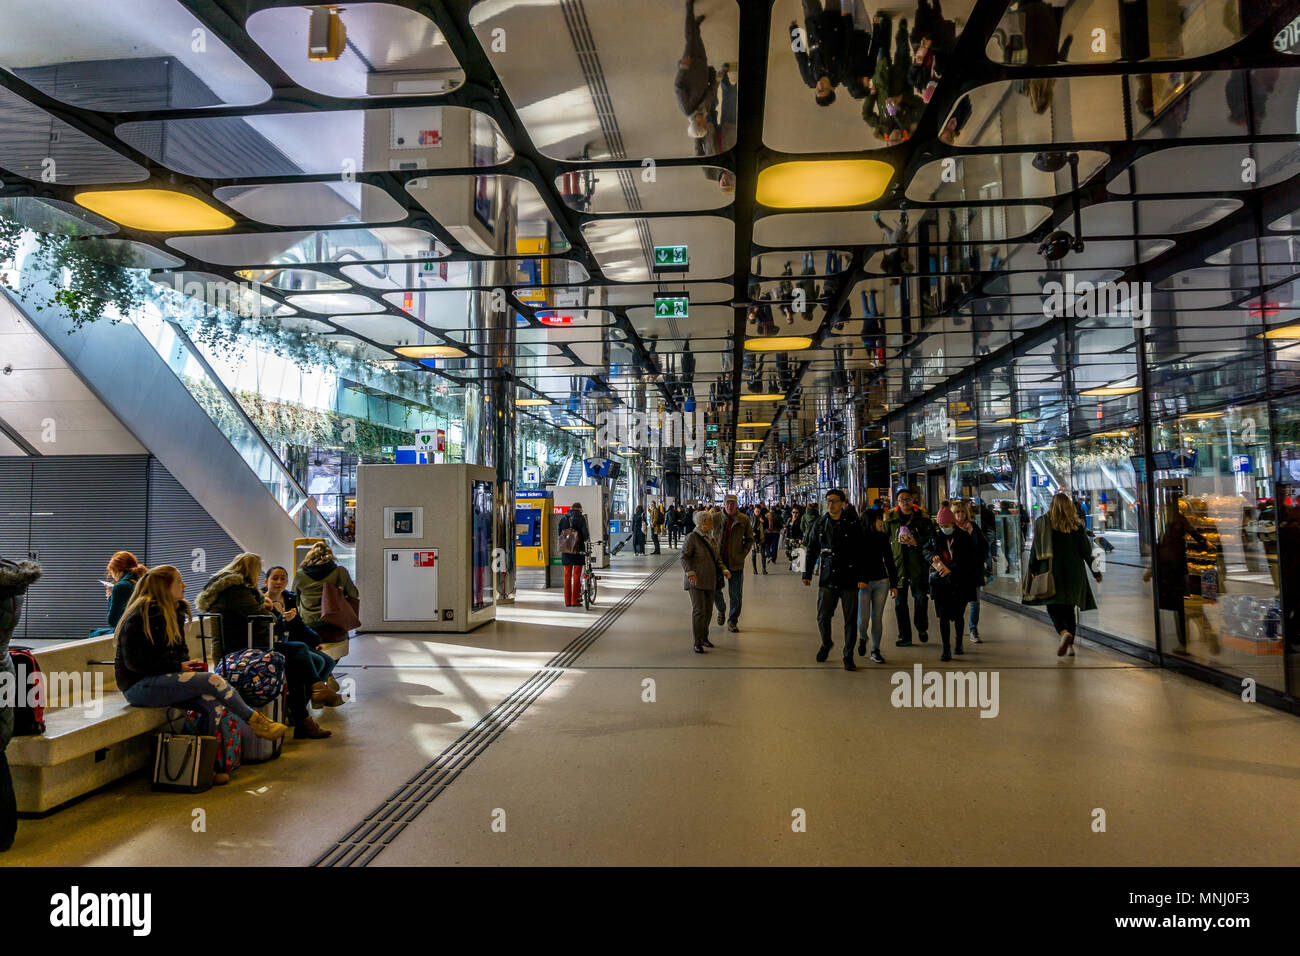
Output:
[
  {"xmin": 516, "ymin": 397, "xmax": 551, "ymax": 406},
  {"xmin": 395, "ymin": 345, "xmax": 466, "ymax": 359},
  {"xmin": 1259, "ymin": 324, "xmax": 1300, "ymax": 339},
  {"xmin": 994, "ymin": 416, "xmax": 1037, "ymax": 424},
  {"xmin": 741, "ymin": 393, "xmax": 786, "ymax": 401},
  {"xmin": 738, "ymin": 421, "xmax": 772, "ymax": 428},
  {"xmin": 1079, "ymin": 386, "xmax": 1141, "ymax": 396},
  {"xmin": 744, "ymin": 336, "xmax": 813, "ymax": 352},
  {"xmin": 756, "ymin": 160, "xmax": 894, "ymax": 208},
  {"xmin": 74, "ymin": 189, "xmax": 234, "ymax": 232}
]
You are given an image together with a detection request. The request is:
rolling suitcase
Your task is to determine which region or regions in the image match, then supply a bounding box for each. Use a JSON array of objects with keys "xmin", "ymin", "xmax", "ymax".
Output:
[{"xmin": 235, "ymin": 615, "xmax": 286, "ymax": 763}]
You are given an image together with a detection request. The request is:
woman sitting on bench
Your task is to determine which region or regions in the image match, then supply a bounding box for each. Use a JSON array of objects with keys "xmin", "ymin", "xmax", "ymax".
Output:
[
  {"xmin": 198, "ymin": 554, "xmax": 337, "ymax": 740},
  {"xmin": 89, "ymin": 551, "xmax": 147, "ymax": 637},
  {"xmin": 264, "ymin": 566, "xmax": 343, "ymax": 711},
  {"xmin": 115, "ymin": 566, "xmax": 287, "ymax": 782}
]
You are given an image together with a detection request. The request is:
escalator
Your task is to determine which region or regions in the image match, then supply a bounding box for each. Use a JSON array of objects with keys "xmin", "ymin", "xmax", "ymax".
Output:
[{"xmin": 3, "ymin": 255, "xmax": 353, "ymax": 574}]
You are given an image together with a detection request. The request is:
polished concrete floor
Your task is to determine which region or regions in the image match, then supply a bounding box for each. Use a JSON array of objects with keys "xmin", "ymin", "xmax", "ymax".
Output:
[{"xmin": 5, "ymin": 552, "xmax": 1299, "ymax": 867}]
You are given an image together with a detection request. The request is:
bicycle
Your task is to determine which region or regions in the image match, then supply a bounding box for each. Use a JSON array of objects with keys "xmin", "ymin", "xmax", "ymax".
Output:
[{"xmin": 582, "ymin": 540, "xmax": 602, "ymax": 610}]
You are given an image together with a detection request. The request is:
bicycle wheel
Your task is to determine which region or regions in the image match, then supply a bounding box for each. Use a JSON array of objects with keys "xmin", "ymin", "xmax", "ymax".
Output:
[{"xmin": 584, "ymin": 572, "xmax": 596, "ymax": 609}]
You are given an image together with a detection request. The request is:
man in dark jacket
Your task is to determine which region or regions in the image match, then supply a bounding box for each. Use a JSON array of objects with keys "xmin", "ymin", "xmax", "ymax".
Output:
[
  {"xmin": 677, "ymin": 0, "xmax": 719, "ymax": 142},
  {"xmin": 883, "ymin": 486, "xmax": 934, "ymax": 646},
  {"xmin": 803, "ymin": 489, "xmax": 867, "ymax": 670},
  {"xmin": 790, "ymin": 0, "xmax": 851, "ymax": 107},
  {"xmin": 712, "ymin": 494, "xmax": 755, "ymax": 632}
]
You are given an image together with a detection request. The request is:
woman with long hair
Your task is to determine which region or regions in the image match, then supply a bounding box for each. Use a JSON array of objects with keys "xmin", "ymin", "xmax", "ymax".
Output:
[
  {"xmin": 291, "ymin": 543, "xmax": 360, "ymax": 643},
  {"xmin": 952, "ymin": 500, "xmax": 992, "ymax": 643},
  {"xmin": 1024, "ymin": 492, "xmax": 1099, "ymax": 656},
  {"xmin": 116, "ymin": 566, "xmax": 287, "ymax": 783},
  {"xmin": 196, "ymin": 553, "xmax": 273, "ymax": 659},
  {"xmin": 90, "ymin": 551, "xmax": 148, "ymax": 637},
  {"xmin": 264, "ymin": 565, "xmax": 343, "ymax": 735}
]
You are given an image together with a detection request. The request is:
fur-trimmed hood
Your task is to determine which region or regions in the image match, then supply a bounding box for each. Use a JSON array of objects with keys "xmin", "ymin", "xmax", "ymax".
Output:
[
  {"xmin": 195, "ymin": 570, "xmax": 256, "ymax": 611},
  {"xmin": 0, "ymin": 558, "xmax": 41, "ymax": 591}
]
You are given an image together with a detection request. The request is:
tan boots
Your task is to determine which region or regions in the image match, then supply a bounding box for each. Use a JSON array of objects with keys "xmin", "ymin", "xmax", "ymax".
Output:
[
  {"xmin": 247, "ymin": 710, "xmax": 288, "ymax": 740},
  {"xmin": 311, "ymin": 681, "xmax": 345, "ymax": 708}
]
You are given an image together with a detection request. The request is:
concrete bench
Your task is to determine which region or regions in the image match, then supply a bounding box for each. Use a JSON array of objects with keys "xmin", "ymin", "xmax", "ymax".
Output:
[{"xmin": 6, "ymin": 624, "xmax": 351, "ymax": 814}]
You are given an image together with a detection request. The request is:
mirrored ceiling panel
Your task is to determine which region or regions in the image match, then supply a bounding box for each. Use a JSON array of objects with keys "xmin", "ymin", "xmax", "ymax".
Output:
[
  {"xmin": 581, "ymin": 216, "xmax": 734, "ymax": 281},
  {"xmin": 763, "ymin": 0, "xmax": 979, "ymax": 153},
  {"xmin": 0, "ymin": 197, "xmax": 117, "ymax": 236},
  {"xmin": 558, "ymin": 165, "xmax": 735, "ymax": 213},
  {"xmin": 944, "ymin": 75, "xmax": 1127, "ymax": 147},
  {"xmin": 984, "ymin": 0, "xmax": 1255, "ymax": 65},
  {"xmin": 246, "ymin": 3, "xmax": 464, "ymax": 99},
  {"xmin": 150, "ymin": 270, "xmax": 299, "ymax": 320},
  {"xmin": 470, "ymin": 0, "xmax": 739, "ymax": 161},
  {"xmin": 1061, "ymin": 198, "xmax": 1242, "ymax": 237},
  {"xmin": 166, "ymin": 227, "xmax": 450, "ymax": 267},
  {"xmin": 1108, "ymin": 143, "xmax": 1300, "ymax": 194},
  {"xmin": 348, "ymin": 258, "xmax": 589, "ymax": 291},
  {"xmin": 907, "ymin": 150, "xmax": 1108, "ymax": 202},
  {"xmin": 754, "ymin": 204, "xmax": 1053, "ymax": 246},
  {"xmin": 213, "ymin": 182, "xmax": 408, "ymax": 227},
  {"xmin": 74, "ymin": 238, "xmax": 184, "ymax": 270},
  {"xmin": 751, "ymin": 250, "xmax": 851, "ymax": 276},
  {"xmin": 234, "ymin": 268, "xmax": 351, "ymax": 292},
  {"xmin": 406, "ymin": 174, "xmax": 559, "ymax": 256},
  {"xmin": 0, "ymin": 87, "xmax": 148, "ymax": 184},
  {"xmin": 116, "ymin": 108, "xmax": 513, "ymax": 179},
  {"xmin": 0, "ymin": 0, "xmax": 271, "ymax": 110}
]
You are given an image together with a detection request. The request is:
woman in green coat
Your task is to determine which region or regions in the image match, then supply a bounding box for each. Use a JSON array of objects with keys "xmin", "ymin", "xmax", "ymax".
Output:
[
  {"xmin": 1024, "ymin": 492, "xmax": 1100, "ymax": 657},
  {"xmin": 292, "ymin": 542, "xmax": 360, "ymax": 643}
]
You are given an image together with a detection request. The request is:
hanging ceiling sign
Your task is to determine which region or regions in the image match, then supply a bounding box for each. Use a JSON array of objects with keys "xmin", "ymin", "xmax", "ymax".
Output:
[
  {"xmin": 654, "ymin": 293, "xmax": 689, "ymax": 318},
  {"xmin": 652, "ymin": 245, "xmax": 689, "ymax": 273}
]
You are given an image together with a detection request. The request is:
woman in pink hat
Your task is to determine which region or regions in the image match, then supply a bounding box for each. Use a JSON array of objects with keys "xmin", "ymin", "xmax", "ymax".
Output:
[{"xmin": 923, "ymin": 504, "xmax": 978, "ymax": 662}]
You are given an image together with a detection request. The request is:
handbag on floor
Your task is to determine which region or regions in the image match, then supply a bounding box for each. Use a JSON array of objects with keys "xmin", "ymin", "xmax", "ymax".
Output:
[{"xmin": 151, "ymin": 732, "xmax": 217, "ymax": 793}]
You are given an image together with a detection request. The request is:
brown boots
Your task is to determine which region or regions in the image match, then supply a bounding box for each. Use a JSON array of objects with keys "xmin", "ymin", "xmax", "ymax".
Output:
[
  {"xmin": 294, "ymin": 715, "xmax": 332, "ymax": 739},
  {"xmin": 311, "ymin": 681, "xmax": 345, "ymax": 708}
]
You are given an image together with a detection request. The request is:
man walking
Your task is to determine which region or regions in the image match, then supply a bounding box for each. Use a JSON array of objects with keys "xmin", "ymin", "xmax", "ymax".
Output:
[
  {"xmin": 713, "ymin": 494, "xmax": 754, "ymax": 632},
  {"xmin": 883, "ymin": 486, "xmax": 934, "ymax": 646},
  {"xmin": 803, "ymin": 488, "xmax": 867, "ymax": 670}
]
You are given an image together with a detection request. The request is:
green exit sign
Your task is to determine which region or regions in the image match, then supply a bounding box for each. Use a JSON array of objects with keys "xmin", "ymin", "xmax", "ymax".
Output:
[
  {"xmin": 705, "ymin": 439, "xmax": 718, "ymax": 448},
  {"xmin": 706, "ymin": 423, "xmax": 719, "ymax": 432},
  {"xmin": 654, "ymin": 293, "xmax": 689, "ymax": 318},
  {"xmin": 652, "ymin": 245, "xmax": 689, "ymax": 273}
]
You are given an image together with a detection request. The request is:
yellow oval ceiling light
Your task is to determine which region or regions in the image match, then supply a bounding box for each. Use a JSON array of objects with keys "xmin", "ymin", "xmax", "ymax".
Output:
[
  {"xmin": 395, "ymin": 345, "xmax": 466, "ymax": 359},
  {"xmin": 75, "ymin": 189, "xmax": 235, "ymax": 232},
  {"xmin": 744, "ymin": 336, "xmax": 813, "ymax": 352},
  {"xmin": 738, "ymin": 421, "xmax": 773, "ymax": 428},
  {"xmin": 516, "ymin": 397, "xmax": 551, "ymax": 406},
  {"xmin": 756, "ymin": 159, "xmax": 893, "ymax": 209},
  {"xmin": 741, "ymin": 393, "xmax": 785, "ymax": 401}
]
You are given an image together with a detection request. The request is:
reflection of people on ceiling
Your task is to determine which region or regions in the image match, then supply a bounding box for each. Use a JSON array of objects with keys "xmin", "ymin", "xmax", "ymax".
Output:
[
  {"xmin": 790, "ymin": 0, "xmax": 853, "ymax": 108},
  {"xmin": 937, "ymin": 93, "xmax": 971, "ymax": 145},
  {"xmin": 677, "ymin": 0, "xmax": 720, "ymax": 145},
  {"xmin": 875, "ymin": 209, "xmax": 913, "ymax": 276},
  {"xmin": 908, "ymin": 0, "xmax": 957, "ymax": 101},
  {"xmin": 844, "ymin": 5, "xmax": 888, "ymax": 100},
  {"xmin": 862, "ymin": 17, "xmax": 923, "ymax": 143}
]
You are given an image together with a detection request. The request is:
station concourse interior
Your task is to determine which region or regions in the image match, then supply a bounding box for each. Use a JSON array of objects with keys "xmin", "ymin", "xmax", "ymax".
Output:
[{"xmin": 1, "ymin": 0, "xmax": 1299, "ymax": 866}]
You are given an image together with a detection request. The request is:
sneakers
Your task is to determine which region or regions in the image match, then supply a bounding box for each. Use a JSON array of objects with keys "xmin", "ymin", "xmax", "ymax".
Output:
[
  {"xmin": 1056, "ymin": 631, "xmax": 1074, "ymax": 656},
  {"xmin": 727, "ymin": 622, "xmax": 739, "ymax": 633},
  {"xmin": 815, "ymin": 645, "xmax": 830, "ymax": 663},
  {"xmin": 969, "ymin": 629, "xmax": 982, "ymax": 644},
  {"xmin": 870, "ymin": 651, "xmax": 886, "ymax": 664},
  {"xmin": 896, "ymin": 637, "xmax": 913, "ymax": 647},
  {"xmin": 694, "ymin": 644, "xmax": 706, "ymax": 654},
  {"xmin": 701, "ymin": 638, "xmax": 715, "ymax": 648},
  {"xmin": 717, "ymin": 610, "xmax": 725, "ymax": 626}
]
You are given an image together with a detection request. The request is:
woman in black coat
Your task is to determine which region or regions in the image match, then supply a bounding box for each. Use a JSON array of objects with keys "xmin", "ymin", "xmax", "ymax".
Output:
[
  {"xmin": 632, "ymin": 506, "xmax": 647, "ymax": 555},
  {"xmin": 558, "ymin": 503, "xmax": 591, "ymax": 607},
  {"xmin": 924, "ymin": 505, "xmax": 978, "ymax": 661}
]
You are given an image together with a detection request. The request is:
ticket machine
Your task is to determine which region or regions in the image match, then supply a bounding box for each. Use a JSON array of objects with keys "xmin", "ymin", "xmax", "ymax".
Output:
[{"xmin": 515, "ymin": 490, "xmax": 552, "ymax": 588}]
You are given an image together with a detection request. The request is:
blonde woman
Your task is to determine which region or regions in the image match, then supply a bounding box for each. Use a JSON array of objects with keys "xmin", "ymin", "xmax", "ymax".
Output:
[
  {"xmin": 292, "ymin": 543, "xmax": 359, "ymax": 642},
  {"xmin": 196, "ymin": 553, "xmax": 273, "ymax": 659},
  {"xmin": 1024, "ymin": 492, "xmax": 1099, "ymax": 656},
  {"xmin": 116, "ymin": 566, "xmax": 287, "ymax": 783}
]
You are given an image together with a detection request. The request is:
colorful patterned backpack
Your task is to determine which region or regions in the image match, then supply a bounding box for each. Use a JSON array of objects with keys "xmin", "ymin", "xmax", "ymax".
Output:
[
  {"xmin": 183, "ymin": 703, "xmax": 242, "ymax": 775},
  {"xmin": 216, "ymin": 648, "xmax": 286, "ymax": 707}
]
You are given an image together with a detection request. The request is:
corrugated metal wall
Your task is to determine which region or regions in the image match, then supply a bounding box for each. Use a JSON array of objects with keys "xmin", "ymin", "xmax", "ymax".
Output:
[{"xmin": 0, "ymin": 455, "xmax": 241, "ymax": 640}]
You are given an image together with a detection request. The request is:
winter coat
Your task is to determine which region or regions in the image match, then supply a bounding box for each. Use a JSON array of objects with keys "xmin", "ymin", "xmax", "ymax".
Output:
[
  {"xmin": 0, "ymin": 558, "xmax": 41, "ymax": 751},
  {"xmin": 292, "ymin": 561, "xmax": 359, "ymax": 626},
  {"xmin": 884, "ymin": 507, "xmax": 935, "ymax": 587},
  {"xmin": 1026, "ymin": 517, "xmax": 1097, "ymax": 611},
  {"xmin": 105, "ymin": 572, "xmax": 141, "ymax": 630},
  {"xmin": 197, "ymin": 570, "xmax": 269, "ymax": 658},
  {"xmin": 924, "ymin": 529, "xmax": 979, "ymax": 617},
  {"xmin": 803, "ymin": 512, "xmax": 865, "ymax": 590},
  {"xmin": 857, "ymin": 522, "xmax": 898, "ymax": 585},
  {"xmin": 557, "ymin": 512, "xmax": 591, "ymax": 567},
  {"xmin": 713, "ymin": 511, "xmax": 755, "ymax": 571},
  {"xmin": 114, "ymin": 601, "xmax": 190, "ymax": 693},
  {"xmin": 681, "ymin": 530, "xmax": 725, "ymax": 592}
]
